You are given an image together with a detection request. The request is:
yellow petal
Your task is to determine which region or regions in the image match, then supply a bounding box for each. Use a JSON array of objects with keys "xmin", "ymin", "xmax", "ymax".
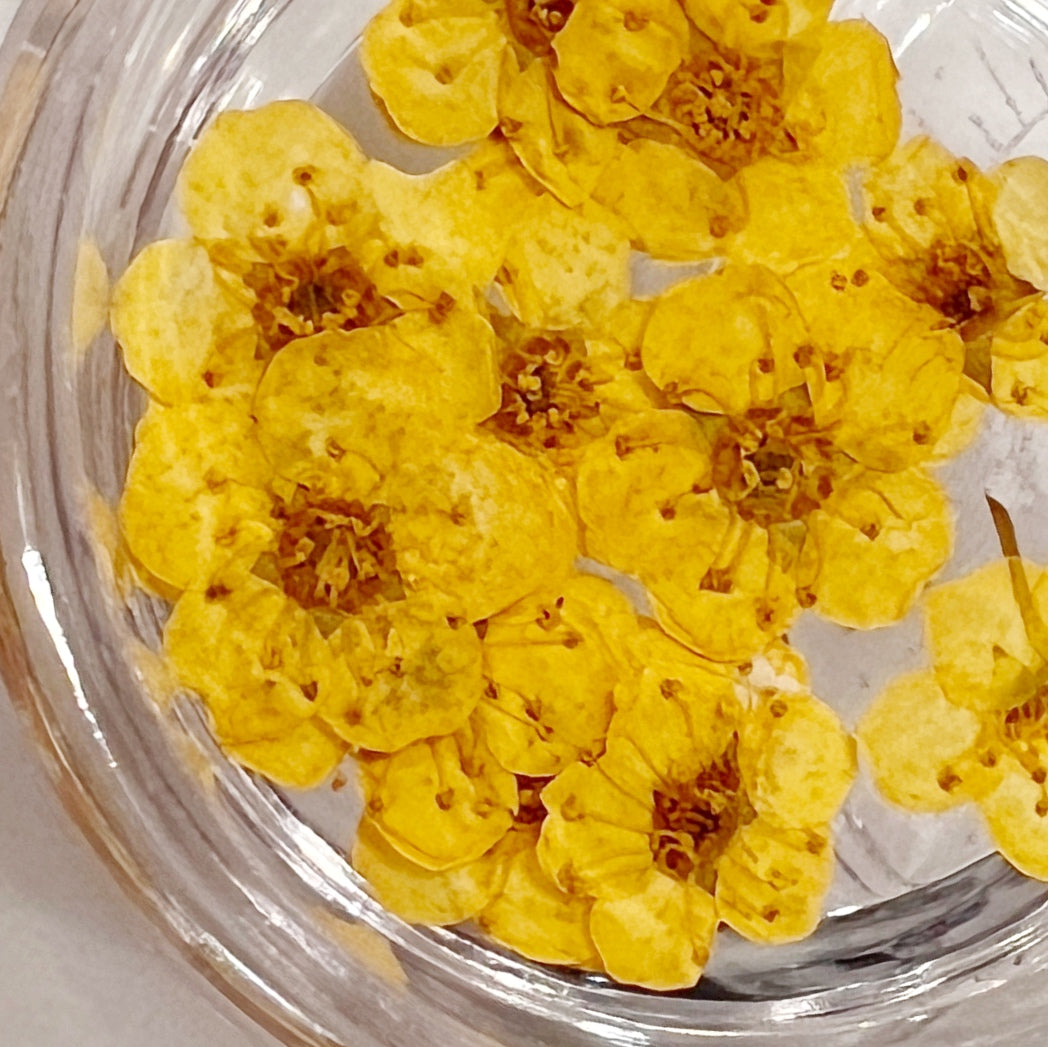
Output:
[
  {"xmin": 479, "ymin": 833, "xmax": 600, "ymax": 967},
  {"xmin": 478, "ymin": 575, "xmax": 636, "ymax": 776},
  {"xmin": 361, "ymin": 725, "xmax": 518, "ymax": 871},
  {"xmin": 992, "ymin": 349, "xmax": 1048, "ymax": 421},
  {"xmin": 715, "ymin": 820, "xmax": 834, "ymax": 943},
  {"xmin": 980, "ymin": 756, "xmax": 1048, "ymax": 880},
  {"xmin": 741, "ymin": 690, "xmax": 856, "ymax": 826},
  {"xmin": 682, "ymin": 0, "xmax": 833, "ymax": 50},
  {"xmin": 178, "ymin": 101, "xmax": 370, "ymax": 244},
  {"xmin": 498, "ymin": 194, "xmax": 631, "ymax": 329},
  {"xmin": 119, "ymin": 399, "xmax": 272, "ymax": 591},
  {"xmin": 858, "ymin": 670, "xmax": 990, "ymax": 812},
  {"xmin": 361, "ymin": 0, "xmax": 506, "ymax": 146},
  {"xmin": 784, "ymin": 20, "xmax": 901, "ymax": 167},
  {"xmin": 925, "ymin": 559, "xmax": 1048, "ymax": 712},
  {"xmin": 590, "ymin": 870, "xmax": 715, "ymax": 990},
  {"xmin": 594, "ymin": 138, "xmax": 745, "ymax": 260},
  {"xmin": 642, "ymin": 265, "xmax": 807, "ymax": 416},
  {"xmin": 352, "ymin": 816, "xmax": 501, "ymax": 926},
  {"xmin": 323, "ymin": 596, "xmax": 484, "ymax": 752},
  {"xmin": 802, "ymin": 468, "xmax": 953, "ymax": 629},
  {"xmin": 728, "ymin": 157, "xmax": 865, "ymax": 274},
  {"xmin": 498, "ymin": 57, "xmax": 618, "ymax": 208},
  {"xmin": 228, "ymin": 720, "xmax": 348, "ymax": 789},
  {"xmin": 110, "ymin": 239, "xmax": 256, "ymax": 403},
  {"xmin": 991, "ymin": 155, "xmax": 1048, "ymax": 290},
  {"xmin": 553, "ymin": 0, "xmax": 689, "ymax": 125},
  {"xmin": 385, "ymin": 433, "xmax": 578, "ymax": 621}
]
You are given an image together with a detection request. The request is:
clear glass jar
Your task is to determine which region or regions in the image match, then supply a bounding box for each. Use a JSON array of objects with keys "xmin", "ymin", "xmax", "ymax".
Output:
[{"xmin": 2, "ymin": 1, "xmax": 1048, "ymax": 1043}]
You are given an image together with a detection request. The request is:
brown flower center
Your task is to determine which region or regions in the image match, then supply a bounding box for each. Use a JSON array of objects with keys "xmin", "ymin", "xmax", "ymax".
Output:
[
  {"xmin": 515, "ymin": 774, "xmax": 552, "ymax": 827},
  {"xmin": 651, "ymin": 735, "xmax": 754, "ymax": 892},
  {"xmin": 658, "ymin": 41, "xmax": 795, "ymax": 178},
  {"xmin": 486, "ymin": 330, "xmax": 602, "ymax": 454},
  {"xmin": 995, "ymin": 692, "xmax": 1048, "ymax": 812},
  {"xmin": 711, "ymin": 408, "xmax": 837, "ymax": 528},
  {"xmin": 504, "ymin": 0, "xmax": 575, "ymax": 56},
  {"xmin": 241, "ymin": 244, "xmax": 403, "ymax": 358},
  {"xmin": 255, "ymin": 489, "xmax": 406, "ymax": 626}
]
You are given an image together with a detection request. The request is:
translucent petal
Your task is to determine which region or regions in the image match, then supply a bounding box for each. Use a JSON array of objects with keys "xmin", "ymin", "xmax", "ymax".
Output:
[
  {"xmin": 322, "ymin": 595, "xmax": 484, "ymax": 752},
  {"xmin": 498, "ymin": 194, "xmax": 631, "ymax": 329},
  {"xmin": 352, "ymin": 816, "xmax": 502, "ymax": 926},
  {"xmin": 119, "ymin": 399, "xmax": 272, "ymax": 591},
  {"xmin": 682, "ymin": 0, "xmax": 833, "ymax": 50},
  {"xmin": 361, "ymin": 725, "xmax": 518, "ymax": 871},
  {"xmin": 925, "ymin": 560, "xmax": 1048, "ymax": 712},
  {"xmin": 479, "ymin": 833, "xmax": 600, "ymax": 968},
  {"xmin": 803, "ymin": 467, "xmax": 953, "ymax": 629},
  {"xmin": 228, "ymin": 720, "xmax": 348, "ymax": 789},
  {"xmin": 498, "ymin": 57, "xmax": 618, "ymax": 208},
  {"xmin": 576, "ymin": 411, "xmax": 729, "ymax": 580},
  {"xmin": 858, "ymin": 670, "xmax": 989, "ymax": 812},
  {"xmin": 594, "ymin": 138, "xmax": 745, "ymax": 261},
  {"xmin": 361, "ymin": 0, "xmax": 506, "ymax": 146},
  {"xmin": 991, "ymin": 155, "xmax": 1048, "ymax": 291},
  {"xmin": 477, "ymin": 574, "xmax": 637, "ymax": 776},
  {"xmin": 991, "ymin": 297, "xmax": 1048, "ymax": 362},
  {"xmin": 110, "ymin": 239, "xmax": 257, "ymax": 403},
  {"xmin": 929, "ymin": 381, "xmax": 987, "ymax": 464},
  {"xmin": 643, "ymin": 264, "xmax": 807, "ymax": 416},
  {"xmin": 783, "ymin": 20, "xmax": 901, "ymax": 168},
  {"xmin": 537, "ymin": 756, "xmax": 655, "ymax": 897},
  {"xmin": 553, "ymin": 0, "xmax": 689, "ymax": 126},
  {"xmin": 980, "ymin": 755, "xmax": 1048, "ymax": 881},
  {"xmin": 729, "ymin": 157, "xmax": 865, "ymax": 274},
  {"xmin": 590, "ymin": 870, "xmax": 715, "ymax": 990},
  {"xmin": 787, "ymin": 260, "xmax": 964, "ymax": 471},
  {"xmin": 992, "ymin": 350, "xmax": 1048, "ymax": 421},
  {"xmin": 384, "ymin": 433, "xmax": 578, "ymax": 621},
  {"xmin": 652, "ymin": 518, "xmax": 801, "ymax": 663},
  {"xmin": 741, "ymin": 689, "xmax": 856, "ymax": 826},
  {"xmin": 715, "ymin": 820, "xmax": 834, "ymax": 943},
  {"xmin": 178, "ymin": 101, "xmax": 370, "ymax": 244}
]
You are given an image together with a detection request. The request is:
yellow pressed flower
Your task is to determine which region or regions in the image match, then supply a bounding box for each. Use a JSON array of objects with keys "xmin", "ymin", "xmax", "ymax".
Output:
[
  {"xmin": 119, "ymin": 398, "xmax": 272, "ymax": 593},
  {"xmin": 551, "ymin": 0, "xmax": 689, "ymax": 126},
  {"xmin": 798, "ymin": 467, "xmax": 953, "ymax": 630},
  {"xmin": 862, "ymin": 137, "xmax": 1040, "ymax": 356},
  {"xmin": 383, "ymin": 432, "xmax": 579, "ymax": 621},
  {"xmin": 641, "ymin": 264, "xmax": 807, "ymax": 417},
  {"xmin": 360, "ymin": 722, "xmax": 519, "ymax": 870},
  {"xmin": 862, "ymin": 502, "xmax": 1048, "ymax": 882},
  {"xmin": 361, "ymin": 0, "xmax": 508, "ymax": 147},
  {"xmin": 593, "ymin": 137, "xmax": 746, "ymax": 260},
  {"xmin": 989, "ymin": 298, "xmax": 1048, "ymax": 420},
  {"xmin": 475, "ymin": 574, "xmax": 637, "ymax": 776},
  {"xmin": 352, "ymin": 816, "xmax": 504, "ymax": 926},
  {"xmin": 538, "ymin": 643, "xmax": 854, "ymax": 988},
  {"xmin": 632, "ymin": 19, "xmax": 899, "ymax": 182},
  {"xmin": 497, "ymin": 194, "xmax": 631, "ymax": 330}
]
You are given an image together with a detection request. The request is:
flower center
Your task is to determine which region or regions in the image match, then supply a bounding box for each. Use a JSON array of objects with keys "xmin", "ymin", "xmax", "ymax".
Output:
[
  {"xmin": 242, "ymin": 245, "xmax": 403, "ymax": 358},
  {"xmin": 918, "ymin": 239, "xmax": 999, "ymax": 328},
  {"xmin": 651, "ymin": 734, "xmax": 754, "ymax": 892},
  {"xmin": 711, "ymin": 410, "xmax": 836, "ymax": 528},
  {"xmin": 658, "ymin": 41, "xmax": 794, "ymax": 178},
  {"xmin": 515, "ymin": 774, "xmax": 552, "ymax": 827},
  {"xmin": 992, "ymin": 692, "xmax": 1048, "ymax": 815},
  {"xmin": 487, "ymin": 330, "xmax": 602, "ymax": 454},
  {"xmin": 255, "ymin": 490, "xmax": 406, "ymax": 626},
  {"xmin": 504, "ymin": 0, "xmax": 575, "ymax": 56}
]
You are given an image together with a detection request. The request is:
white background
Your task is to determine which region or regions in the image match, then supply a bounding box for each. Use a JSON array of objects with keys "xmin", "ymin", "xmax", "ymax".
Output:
[{"xmin": 0, "ymin": 2, "xmax": 274, "ymax": 1041}]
